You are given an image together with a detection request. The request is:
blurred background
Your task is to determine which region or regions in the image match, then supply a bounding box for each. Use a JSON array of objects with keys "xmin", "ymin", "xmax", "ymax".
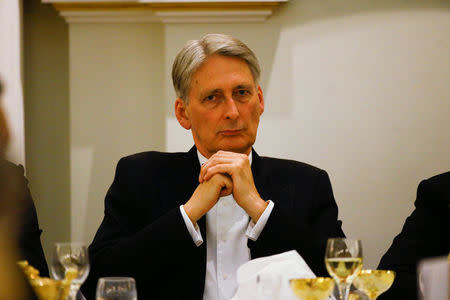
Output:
[{"xmin": 1, "ymin": 0, "xmax": 449, "ymax": 270}]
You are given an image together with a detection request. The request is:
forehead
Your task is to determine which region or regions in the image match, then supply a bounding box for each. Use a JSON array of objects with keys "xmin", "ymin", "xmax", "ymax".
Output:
[{"xmin": 190, "ymin": 55, "xmax": 254, "ymax": 90}]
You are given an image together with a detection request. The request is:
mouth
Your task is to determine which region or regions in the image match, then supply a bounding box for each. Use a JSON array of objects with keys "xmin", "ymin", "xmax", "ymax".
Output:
[{"xmin": 219, "ymin": 129, "xmax": 243, "ymax": 136}]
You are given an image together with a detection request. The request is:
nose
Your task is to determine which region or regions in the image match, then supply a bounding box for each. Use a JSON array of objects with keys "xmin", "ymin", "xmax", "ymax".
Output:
[{"xmin": 224, "ymin": 96, "xmax": 239, "ymax": 120}]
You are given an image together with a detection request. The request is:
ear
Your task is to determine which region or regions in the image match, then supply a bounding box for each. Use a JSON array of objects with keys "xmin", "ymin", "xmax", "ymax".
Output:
[
  {"xmin": 257, "ymin": 85, "xmax": 265, "ymax": 115},
  {"xmin": 175, "ymin": 98, "xmax": 191, "ymax": 130}
]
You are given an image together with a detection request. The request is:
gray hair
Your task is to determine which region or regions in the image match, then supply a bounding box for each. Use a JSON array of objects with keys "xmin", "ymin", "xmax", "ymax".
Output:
[{"xmin": 172, "ymin": 33, "xmax": 261, "ymax": 103}]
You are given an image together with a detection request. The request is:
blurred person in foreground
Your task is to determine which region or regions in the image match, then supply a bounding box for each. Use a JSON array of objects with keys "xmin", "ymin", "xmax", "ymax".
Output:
[
  {"xmin": 0, "ymin": 80, "xmax": 49, "ymax": 300},
  {"xmin": 378, "ymin": 171, "xmax": 449, "ymax": 300},
  {"xmin": 0, "ymin": 80, "xmax": 29, "ymax": 299},
  {"xmin": 82, "ymin": 34, "xmax": 345, "ymax": 299}
]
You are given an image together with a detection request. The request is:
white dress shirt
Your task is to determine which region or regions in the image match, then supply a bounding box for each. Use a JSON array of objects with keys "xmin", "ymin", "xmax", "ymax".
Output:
[{"xmin": 179, "ymin": 151, "xmax": 274, "ymax": 300}]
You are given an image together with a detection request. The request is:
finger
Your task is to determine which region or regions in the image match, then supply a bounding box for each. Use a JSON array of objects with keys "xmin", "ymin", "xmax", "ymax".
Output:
[
  {"xmin": 219, "ymin": 176, "xmax": 233, "ymax": 197},
  {"xmin": 203, "ymin": 164, "xmax": 234, "ymax": 182},
  {"xmin": 219, "ymin": 185, "xmax": 233, "ymax": 197},
  {"xmin": 215, "ymin": 151, "xmax": 248, "ymax": 160},
  {"xmin": 211, "ymin": 152, "xmax": 250, "ymax": 170},
  {"xmin": 204, "ymin": 156, "xmax": 251, "ymax": 181},
  {"xmin": 199, "ymin": 159, "xmax": 215, "ymax": 183},
  {"xmin": 199, "ymin": 161, "xmax": 210, "ymax": 183},
  {"xmin": 199, "ymin": 151, "xmax": 249, "ymax": 182},
  {"xmin": 206, "ymin": 154, "xmax": 237, "ymax": 166},
  {"xmin": 200, "ymin": 157, "xmax": 234, "ymax": 182}
]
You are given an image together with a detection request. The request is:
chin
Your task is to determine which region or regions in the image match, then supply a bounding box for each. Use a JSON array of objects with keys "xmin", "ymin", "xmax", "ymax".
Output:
[{"xmin": 219, "ymin": 142, "xmax": 252, "ymax": 154}]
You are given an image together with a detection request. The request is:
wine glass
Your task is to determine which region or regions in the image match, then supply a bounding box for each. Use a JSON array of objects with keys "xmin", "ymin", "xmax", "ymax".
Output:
[
  {"xmin": 347, "ymin": 289, "xmax": 369, "ymax": 300},
  {"xmin": 325, "ymin": 238, "xmax": 363, "ymax": 300},
  {"xmin": 352, "ymin": 270, "xmax": 395, "ymax": 300},
  {"xmin": 96, "ymin": 277, "xmax": 137, "ymax": 300},
  {"xmin": 289, "ymin": 277, "xmax": 335, "ymax": 300},
  {"xmin": 256, "ymin": 273, "xmax": 281, "ymax": 300},
  {"xmin": 51, "ymin": 242, "xmax": 90, "ymax": 300}
]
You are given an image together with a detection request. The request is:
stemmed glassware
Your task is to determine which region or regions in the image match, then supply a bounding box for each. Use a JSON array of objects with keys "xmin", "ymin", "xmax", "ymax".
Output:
[
  {"xmin": 96, "ymin": 277, "xmax": 137, "ymax": 300},
  {"xmin": 289, "ymin": 277, "xmax": 335, "ymax": 300},
  {"xmin": 325, "ymin": 238, "xmax": 363, "ymax": 300},
  {"xmin": 51, "ymin": 242, "xmax": 90, "ymax": 300},
  {"xmin": 352, "ymin": 270, "xmax": 395, "ymax": 300}
]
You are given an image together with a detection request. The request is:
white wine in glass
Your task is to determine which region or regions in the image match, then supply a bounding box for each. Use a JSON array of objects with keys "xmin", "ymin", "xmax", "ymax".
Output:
[
  {"xmin": 51, "ymin": 242, "xmax": 90, "ymax": 300},
  {"xmin": 352, "ymin": 270, "xmax": 395, "ymax": 300},
  {"xmin": 325, "ymin": 238, "xmax": 363, "ymax": 300},
  {"xmin": 290, "ymin": 277, "xmax": 335, "ymax": 300}
]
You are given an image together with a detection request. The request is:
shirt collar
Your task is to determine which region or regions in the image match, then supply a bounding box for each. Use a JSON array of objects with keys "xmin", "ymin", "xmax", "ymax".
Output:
[{"xmin": 197, "ymin": 150, "xmax": 253, "ymax": 166}]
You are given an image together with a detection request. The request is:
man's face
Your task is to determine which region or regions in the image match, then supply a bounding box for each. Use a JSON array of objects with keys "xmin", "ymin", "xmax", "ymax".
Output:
[{"xmin": 175, "ymin": 55, "xmax": 264, "ymax": 158}]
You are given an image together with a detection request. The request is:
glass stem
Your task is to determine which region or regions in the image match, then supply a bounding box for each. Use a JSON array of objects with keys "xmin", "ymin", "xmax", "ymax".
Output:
[
  {"xmin": 338, "ymin": 282, "xmax": 350, "ymax": 300},
  {"xmin": 67, "ymin": 283, "xmax": 81, "ymax": 300}
]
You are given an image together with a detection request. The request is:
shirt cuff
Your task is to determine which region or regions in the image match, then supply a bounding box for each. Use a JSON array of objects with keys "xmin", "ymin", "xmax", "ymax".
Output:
[
  {"xmin": 179, "ymin": 205, "xmax": 203, "ymax": 247},
  {"xmin": 246, "ymin": 200, "xmax": 274, "ymax": 241}
]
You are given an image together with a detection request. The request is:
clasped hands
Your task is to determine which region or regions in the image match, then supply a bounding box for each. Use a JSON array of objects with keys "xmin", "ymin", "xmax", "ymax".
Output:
[{"xmin": 184, "ymin": 151, "xmax": 268, "ymax": 225}]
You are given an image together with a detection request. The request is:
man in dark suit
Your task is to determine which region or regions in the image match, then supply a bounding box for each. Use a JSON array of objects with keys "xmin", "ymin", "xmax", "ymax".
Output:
[
  {"xmin": 378, "ymin": 171, "xmax": 450, "ymax": 300},
  {"xmin": 82, "ymin": 34, "xmax": 345, "ymax": 299}
]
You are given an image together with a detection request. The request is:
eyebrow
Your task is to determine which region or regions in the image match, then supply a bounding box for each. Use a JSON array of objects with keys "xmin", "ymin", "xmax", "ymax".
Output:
[
  {"xmin": 200, "ymin": 88, "xmax": 222, "ymax": 99},
  {"xmin": 234, "ymin": 84, "xmax": 254, "ymax": 90},
  {"xmin": 199, "ymin": 84, "xmax": 256, "ymax": 99}
]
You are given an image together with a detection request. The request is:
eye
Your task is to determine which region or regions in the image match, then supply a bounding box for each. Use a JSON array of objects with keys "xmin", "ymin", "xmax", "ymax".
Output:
[
  {"xmin": 204, "ymin": 94, "xmax": 216, "ymax": 101},
  {"xmin": 233, "ymin": 89, "xmax": 251, "ymax": 99}
]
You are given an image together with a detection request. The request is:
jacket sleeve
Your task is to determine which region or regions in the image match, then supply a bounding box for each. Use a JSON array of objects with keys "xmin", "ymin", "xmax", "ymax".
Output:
[
  {"xmin": 19, "ymin": 190, "xmax": 49, "ymax": 278},
  {"xmin": 81, "ymin": 157, "xmax": 204, "ymax": 299},
  {"xmin": 377, "ymin": 175, "xmax": 450, "ymax": 300},
  {"xmin": 6, "ymin": 163, "xmax": 49, "ymax": 277},
  {"xmin": 248, "ymin": 169, "xmax": 345, "ymax": 276}
]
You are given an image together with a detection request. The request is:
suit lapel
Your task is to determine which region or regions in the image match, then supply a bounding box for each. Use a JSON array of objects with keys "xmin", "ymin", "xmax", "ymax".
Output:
[
  {"xmin": 183, "ymin": 146, "xmax": 208, "ymax": 238},
  {"xmin": 183, "ymin": 146, "xmax": 208, "ymax": 296},
  {"xmin": 251, "ymin": 148, "xmax": 272, "ymax": 202}
]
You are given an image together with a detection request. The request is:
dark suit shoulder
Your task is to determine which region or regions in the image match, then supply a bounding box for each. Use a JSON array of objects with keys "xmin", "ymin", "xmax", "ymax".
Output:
[
  {"xmin": 415, "ymin": 171, "xmax": 450, "ymax": 209},
  {"xmin": 0, "ymin": 161, "xmax": 29, "ymax": 207},
  {"xmin": 419, "ymin": 171, "xmax": 450, "ymax": 192},
  {"xmin": 253, "ymin": 155, "xmax": 332, "ymax": 197},
  {"xmin": 257, "ymin": 156, "xmax": 326, "ymax": 178},
  {"xmin": 424, "ymin": 171, "xmax": 450, "ymax": 182},
  {"xmin": 0, "ymin": 160, "xmax": 27, "ymax": 180},
  {"xmin": 116, "ymin": 150, "xmax": 192, "ymax": 176},
  {"xmin": 120, "ymin": 150, "xmax": 189, "ymax": 165}
]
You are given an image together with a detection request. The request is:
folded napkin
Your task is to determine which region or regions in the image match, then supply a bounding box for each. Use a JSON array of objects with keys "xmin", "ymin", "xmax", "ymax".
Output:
[
  {"xmin": 418, "ymin": 255, "xmax": 449, "ymax": 300},
  {"xmin": 231, "ymin": 250, "xmax": 334, "ymax": 300}
]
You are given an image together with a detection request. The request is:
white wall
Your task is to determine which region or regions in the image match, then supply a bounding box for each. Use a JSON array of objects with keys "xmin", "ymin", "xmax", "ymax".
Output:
[
  {"xmin": 25, "ymin": 0, "xmax": 450, "ymax": 270},
  {"xmin": 69, "ymin": 23, "xmax": 166, "ymax": 242},
  {"xmin": 24, "ymin": 0, "xmax": 70, "ymax": 263}
]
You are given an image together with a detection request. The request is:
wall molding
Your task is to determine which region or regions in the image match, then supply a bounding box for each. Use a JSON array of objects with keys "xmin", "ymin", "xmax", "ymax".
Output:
[{"xmin": 42, "ymin": 1, "xmax": 288, "ymax": 23}]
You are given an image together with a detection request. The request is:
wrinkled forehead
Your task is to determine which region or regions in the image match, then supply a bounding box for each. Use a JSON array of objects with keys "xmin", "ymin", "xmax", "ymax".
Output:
[{"xmin": 188, "ymin": 55, "xmax": 256, "ymax": 92}]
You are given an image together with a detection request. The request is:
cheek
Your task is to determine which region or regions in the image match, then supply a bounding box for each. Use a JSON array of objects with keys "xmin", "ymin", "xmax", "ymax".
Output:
[
  {"xmin": 191, "ymin": 111, "xmax": 217, "ymax": 132},
  {"xmin": 250, "ymin": 105, "xmax": 262, "ymax": 123}
]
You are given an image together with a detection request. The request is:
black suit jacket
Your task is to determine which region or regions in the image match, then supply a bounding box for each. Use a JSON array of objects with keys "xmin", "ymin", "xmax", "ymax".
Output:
[
  {"xmin": 0, "ymin": 161, "xmax": 49, "ymax": 300},
  {"xmin": 378, "ymin": 171, "xmax": 450, "ymax": 300},
  {"xmin": 82, "ymin": 147, "xmax": 345, "ymax": 299},
  {"xmin": 0, "ymin": 161, "xmax": 49, "ymax": 277}
]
